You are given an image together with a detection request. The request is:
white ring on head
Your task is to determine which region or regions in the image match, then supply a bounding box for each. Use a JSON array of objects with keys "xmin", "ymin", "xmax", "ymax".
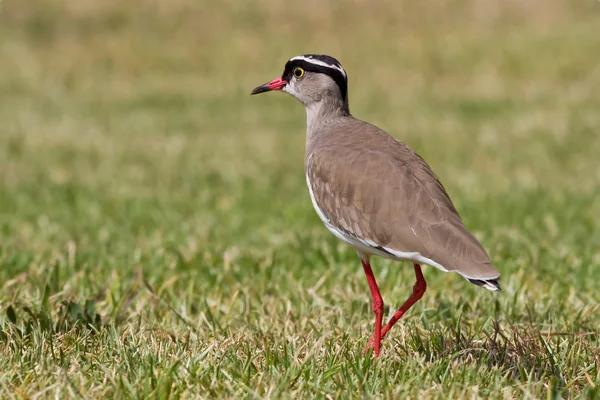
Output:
[{"xmin": 290, "ymin": 56, "xmax": 347, "ymax": 79}]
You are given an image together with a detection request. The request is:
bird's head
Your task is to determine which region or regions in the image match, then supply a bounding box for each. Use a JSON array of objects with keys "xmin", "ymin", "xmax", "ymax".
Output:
[{"xmin": 251, "ymin": 54, "xmax": 348, "ymax": 108}]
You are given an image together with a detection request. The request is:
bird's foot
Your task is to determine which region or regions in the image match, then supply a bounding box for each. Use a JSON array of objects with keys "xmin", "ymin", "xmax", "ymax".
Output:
[{"xmin": 362, "ymin": 337, "xmax": 378, "ymax": 356}]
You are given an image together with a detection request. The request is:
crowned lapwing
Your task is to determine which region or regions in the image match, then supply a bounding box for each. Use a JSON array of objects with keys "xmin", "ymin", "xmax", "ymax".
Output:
[{"xmin": 251, "ymin": 54, "xmax": 500, "ymax": 357}]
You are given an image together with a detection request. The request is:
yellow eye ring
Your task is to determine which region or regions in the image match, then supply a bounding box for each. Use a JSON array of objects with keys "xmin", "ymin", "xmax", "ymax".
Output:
[{"xmin": 293, "ymin": 67, "xmax": 305, "ymax": 79}]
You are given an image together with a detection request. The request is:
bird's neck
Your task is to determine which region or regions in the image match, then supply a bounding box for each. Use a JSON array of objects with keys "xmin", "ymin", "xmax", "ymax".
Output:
[{"xmin": 305, "ymin": 97, "xmax": 349, "ymax": 141}]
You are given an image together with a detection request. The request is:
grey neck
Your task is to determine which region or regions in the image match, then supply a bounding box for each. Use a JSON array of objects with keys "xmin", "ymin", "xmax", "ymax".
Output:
[{"xmin": 305, "ymin": 96, "xmax": 350, "ymax": 144}]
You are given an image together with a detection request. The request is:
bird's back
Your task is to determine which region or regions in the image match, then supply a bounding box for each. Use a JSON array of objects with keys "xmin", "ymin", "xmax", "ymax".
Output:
[{"xmin": 305, "ymin": 116, "xmax": 500, "ymax": 284}]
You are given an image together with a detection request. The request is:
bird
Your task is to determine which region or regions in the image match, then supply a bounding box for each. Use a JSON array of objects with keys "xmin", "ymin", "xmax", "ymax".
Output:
[{"xmin": 251, "ymin": 54, "xmax": 500, "ymax": 357}]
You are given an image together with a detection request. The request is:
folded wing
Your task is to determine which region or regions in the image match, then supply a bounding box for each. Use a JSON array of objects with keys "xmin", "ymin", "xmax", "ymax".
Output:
[{"xmin": 306, "ymin": 123, "xmax": 499, "ymax": 283}]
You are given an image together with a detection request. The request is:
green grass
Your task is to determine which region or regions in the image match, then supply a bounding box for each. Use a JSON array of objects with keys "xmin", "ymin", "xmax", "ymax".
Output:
[{"xmin": 1, "ymin": 0, "xmax": 600, "ymax": 398}]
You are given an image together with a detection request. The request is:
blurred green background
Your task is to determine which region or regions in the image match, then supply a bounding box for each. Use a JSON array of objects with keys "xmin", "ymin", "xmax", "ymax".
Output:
[{"xmin": 0, "ymin": 0, "xmax": 599, "ymax": 398}]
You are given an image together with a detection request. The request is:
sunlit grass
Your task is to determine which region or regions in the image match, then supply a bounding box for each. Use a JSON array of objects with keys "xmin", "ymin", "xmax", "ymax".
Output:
[{"xmin": 0, "ymin": 0, "xmax": 599, "ymax": 398}]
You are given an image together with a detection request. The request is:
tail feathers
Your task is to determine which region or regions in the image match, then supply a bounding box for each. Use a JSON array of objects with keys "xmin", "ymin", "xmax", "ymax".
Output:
[{"xmin": 468, "ymin": 277, "xmax": 501, "ymax": 292}]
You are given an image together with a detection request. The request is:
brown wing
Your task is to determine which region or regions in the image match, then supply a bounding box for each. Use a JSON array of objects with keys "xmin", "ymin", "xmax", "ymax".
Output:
[{"xmin": 306, "ymin": 121, "xmax": 499, "ymax": 280}]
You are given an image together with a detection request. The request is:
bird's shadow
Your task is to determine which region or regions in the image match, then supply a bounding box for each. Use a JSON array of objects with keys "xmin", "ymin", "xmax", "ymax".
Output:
[{"xmin": 382, "ymin": 315, "xmax": 598, "ymax": 398}]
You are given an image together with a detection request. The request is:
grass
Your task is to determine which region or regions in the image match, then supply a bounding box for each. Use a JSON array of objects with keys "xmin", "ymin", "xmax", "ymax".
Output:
[{"xmin": 1, "ymin": 0, "xmax": 599, "ymax": 398}]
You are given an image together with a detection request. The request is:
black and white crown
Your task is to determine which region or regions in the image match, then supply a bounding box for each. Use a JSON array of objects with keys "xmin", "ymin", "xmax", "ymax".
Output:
[{"xmin": 282, "ymin": 54, "xmax": 348, "ymax": 99}]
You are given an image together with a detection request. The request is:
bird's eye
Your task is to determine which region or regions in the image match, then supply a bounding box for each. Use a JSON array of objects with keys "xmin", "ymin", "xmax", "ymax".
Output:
[{"xmin": 293, "ymin": 67, "xmax": 305, "ymax": 79}]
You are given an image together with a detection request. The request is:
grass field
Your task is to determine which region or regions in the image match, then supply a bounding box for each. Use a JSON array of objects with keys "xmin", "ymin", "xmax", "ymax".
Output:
[{"xmin": 1, "ymin": 0, "xmax": 600, "ymax": 398}]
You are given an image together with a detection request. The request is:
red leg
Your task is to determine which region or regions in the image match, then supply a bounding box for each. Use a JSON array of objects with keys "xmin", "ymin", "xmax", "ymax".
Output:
[
  {"xmin": 361, "ymin": 257, "xmax": 384, "ymax": 357},
  {"xmin": 363, "ymin": 263, "xmax": 427, "ymax": 352}
]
